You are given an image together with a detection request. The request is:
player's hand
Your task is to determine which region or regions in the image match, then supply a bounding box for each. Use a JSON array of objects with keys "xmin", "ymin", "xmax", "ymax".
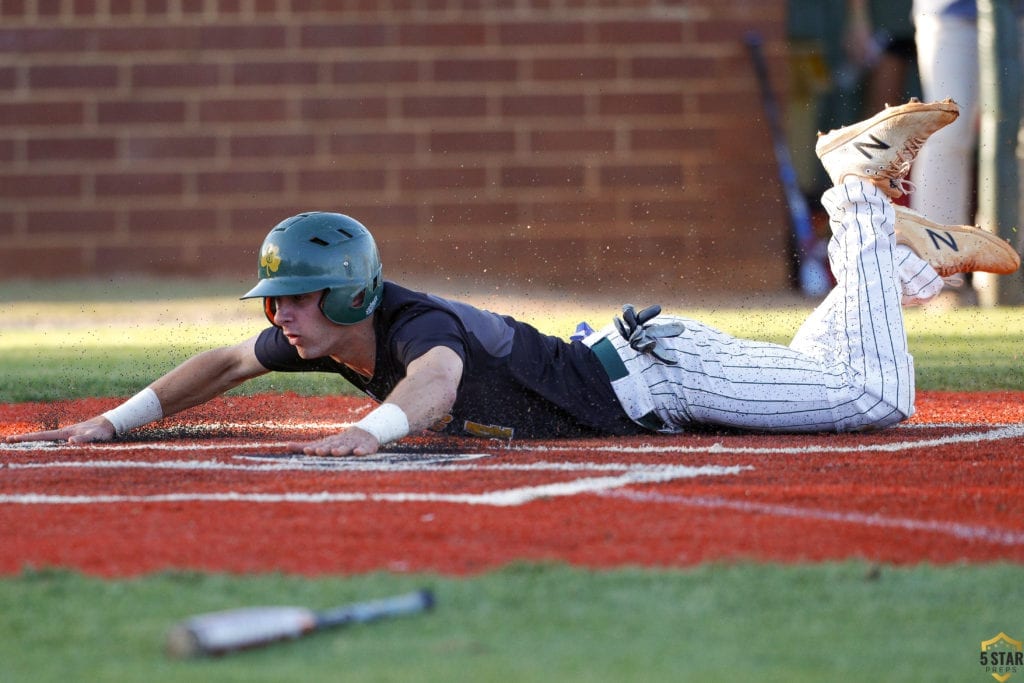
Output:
[
  {"xmin": 287, "ymin": 427, "xmax": 380, "ymax": 457},
  {"xmin": 6, "ymin": 416, "xmax": 116, "ymax": 444}
]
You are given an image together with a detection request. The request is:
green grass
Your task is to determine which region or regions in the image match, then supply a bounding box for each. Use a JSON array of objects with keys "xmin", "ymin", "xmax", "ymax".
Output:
[
  {"xmin": 1, "ymin": 563, "xmax": 1020, "ymax": 683},
  {"xmin": 3, "ymin": 279, "xmax": 1024, "ymax": 682},
  {"xmin": 4, "ymin": 278, "xmax": 1024, "ymax": 401}
]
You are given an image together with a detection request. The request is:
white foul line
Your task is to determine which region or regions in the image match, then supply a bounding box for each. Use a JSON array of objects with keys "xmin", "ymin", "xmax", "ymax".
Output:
[
  {"xmin": 600, "ymin": 489, "xmax": 1024, "ymax": 547},
  {"xmin": 0, "ymin": 464, "xmax": 748, "ymax": 508},
  {"xmin": 510, "ymin": 424, "xmax": 1024, "ymax": 455}
]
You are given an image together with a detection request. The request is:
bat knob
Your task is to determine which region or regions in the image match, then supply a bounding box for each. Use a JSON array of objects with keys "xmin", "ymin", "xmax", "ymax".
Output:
[{"xmin": 165, "ymin": 625, "xmax": 202, "ymax": 659}]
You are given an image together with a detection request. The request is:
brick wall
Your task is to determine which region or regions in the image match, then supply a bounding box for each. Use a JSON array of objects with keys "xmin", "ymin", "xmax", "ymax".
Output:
[{"xmin": 0, "ymin": 0, "xmax": 791, "ymax": 298}]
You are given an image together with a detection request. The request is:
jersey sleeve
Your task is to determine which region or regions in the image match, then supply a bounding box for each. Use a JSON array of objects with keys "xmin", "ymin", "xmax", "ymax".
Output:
[{"xmin": 388, "ymin": 309, "xmax": 469, "ymax": 367}]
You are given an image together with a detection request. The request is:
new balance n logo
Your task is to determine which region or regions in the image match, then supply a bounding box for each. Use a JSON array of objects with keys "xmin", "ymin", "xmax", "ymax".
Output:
[
  {"xmin": 926, "ymin": 228, "xmax": 959, "ymax": 252},
  {"xmin": 853, "ymin": 134, "xmax": 891, "ymax": 159}
]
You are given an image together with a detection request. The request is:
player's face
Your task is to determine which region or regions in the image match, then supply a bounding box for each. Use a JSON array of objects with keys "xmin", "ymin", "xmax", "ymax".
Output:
[{"xmin": 269, "ymin": 291, "xmax": 341, "ymax": 358}]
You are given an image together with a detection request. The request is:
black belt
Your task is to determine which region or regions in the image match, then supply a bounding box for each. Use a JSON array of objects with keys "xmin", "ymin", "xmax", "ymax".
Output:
[{"xmin": 591, "ymin": 337, "xmax": 665, "ymax": 432}]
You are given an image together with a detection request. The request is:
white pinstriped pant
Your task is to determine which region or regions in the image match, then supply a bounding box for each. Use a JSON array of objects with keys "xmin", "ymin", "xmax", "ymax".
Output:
[{"xmin": 594, "ymin": 180, "xmax": 914, "ymax": 433}]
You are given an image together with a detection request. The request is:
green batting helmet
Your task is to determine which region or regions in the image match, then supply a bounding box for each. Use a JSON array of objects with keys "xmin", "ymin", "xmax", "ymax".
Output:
[{"xmin": 241, "ymin": 212, "xmax": 383, "ymax": 325}]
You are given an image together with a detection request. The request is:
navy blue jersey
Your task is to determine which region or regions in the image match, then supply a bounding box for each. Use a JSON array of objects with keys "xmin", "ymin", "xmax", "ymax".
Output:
[{"xmin": 254, "ymin": 282, "xmax": 643, "ymax": 439}]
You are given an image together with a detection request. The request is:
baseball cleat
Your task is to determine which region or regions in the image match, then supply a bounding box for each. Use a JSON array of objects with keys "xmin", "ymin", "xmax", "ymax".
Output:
[
  {"xmin": 894, "ymin": 205, "xmax": 1021, "ymax": 277},
  {"xmin": 816, "ymin": 98, "xmax": 959, "ymax": 198}
]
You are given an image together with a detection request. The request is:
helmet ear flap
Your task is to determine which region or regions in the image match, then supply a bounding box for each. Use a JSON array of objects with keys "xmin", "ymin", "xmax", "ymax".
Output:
[{"xmin": 263, "ymin": 297, "xmax": 277, "ymax": 326}]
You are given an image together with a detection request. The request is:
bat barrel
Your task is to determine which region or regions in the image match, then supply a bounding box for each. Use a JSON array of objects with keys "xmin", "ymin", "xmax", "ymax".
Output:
[{"xmin": 165, "ymin": 589, "xmax": 435, "ymax": 659}]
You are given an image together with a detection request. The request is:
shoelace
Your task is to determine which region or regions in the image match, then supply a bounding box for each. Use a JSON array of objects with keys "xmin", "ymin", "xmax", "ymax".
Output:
[
  {"xmin": 613, "ymin": 304, "xmax": 685, "ymax": 365},
  {"xmin": 879, "ymin": 135, "xmax": 924, "ymax": 195}
]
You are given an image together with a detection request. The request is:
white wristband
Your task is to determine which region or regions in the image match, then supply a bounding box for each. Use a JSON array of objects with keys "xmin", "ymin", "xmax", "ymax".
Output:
[
  {"xmin": 102, "ymin": 387, "xmax": 163, "ymax": 436},
  {"xmin": 353, "ymin": 403, "xmax": 409, "ymax": 445}
]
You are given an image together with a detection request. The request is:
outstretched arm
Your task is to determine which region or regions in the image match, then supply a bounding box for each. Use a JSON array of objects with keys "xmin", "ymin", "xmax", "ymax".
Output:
[
  {"xmin": 6, "ymin": 335, "xmax": 270, "ymax": 444},
  {"xmin": 288, "ymin": 345, "xmax": 463, "ymax": 457}
]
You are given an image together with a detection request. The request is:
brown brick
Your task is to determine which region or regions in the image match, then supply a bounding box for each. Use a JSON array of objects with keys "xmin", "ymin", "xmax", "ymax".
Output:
[
  {"xmin": 0, "ymin": 102, "xmax": 85, "ymax": 127},
  {"xmin": 192, "ymin": 242, "xmax": 252, "ymax": 275},
  {"xmin": 631, "ymin": 127, "xmax": 716, "ymax": 152},
  {"xmin": 596, "ymin": 20, "xmax": 684, "ymax": 44},
  {"xmin": 230, "ymin": 134, "xmax": 316, "ymax": 158},
  {"xmin": 199, "ymin": 98, "xmax": 288, "ymax": 123},
  {"xmin": 0, "ymin": 211, "xmax": 14, "ymax": 235},
  {"xmin": 297, "ymin": 168, "xmax": 388, "ymax": 192},
  {"xmin": 529, "ymin": 128, "xmax": 614, "ymax": 153},
  {"xmin": 37, "ymin": 0, "xmax": 59, "ymax": 16},
  {"xmin": 434, "ymin": 57, "xmax": 518, "ymax": 82},
  {"xmin": 330, "ymin": 132, "xmax": 417, "ymax": 156},
  {"xmin": 199, "ymin": 25, "xmax": 286, "ymax": 50},
  {"xmin": 197, "ymin": 171, "xmax": 285, "ymax": 195},
  {"xmin": 95, "ymin": 172, "xmax": 184, "ymax": 196},
  {"xmin": 72, "ymin": 0, "xmax": 98, "ymax": 16},
  {"xmin": 530, "ymin": 199, "xmax": 618, "ymax": 226},
  {"xmin": 96, "ymin": 26, "xmax": 201, "ymax": 52},
  {"xmin": 144, "ymin": 0, "xmax": 171, "ymax": 14},
  {"xmin": 233, "ymin": 61, "xmax": 319, "ymax": 86},
  {"xmin": 132, "ymin": 63, "xmax": 221, "ymax": 88},
  {"xmin": 598, "ymin": 93, "xmax": 684, "ymax": 117},
  {"xmin": 498, "ymin": 21, "xmax": 585, "ymax": 45},
  {"xmin": 301, "ymin": 96, "xmax": 388, "ymax": 120},
  {"xmin": 95, "ymin": 244, "xmax": 198, "ymax": 275},
  {"xmin": 630, "ymin": 56, "xmax": 717, "ymax": 80},
  {"xmin": 28, "ymin": 64, "xmax": 118, "ymax": 89},
  {"xmin": 126, "ymin": 208, "xmax": 218, "ymax": 234},
  {"xmin": 427, "ymin": 201, "xmax": 520, "ymax": 227},
  {"xmin": 126, "ymin": 135, "xmax": 217, "ymax": 160},
  {"xmin": 599, "ymin": 164, "xmax": 684, "ymax": 188},
  {"xmin": 530, "ymin": 57, "xmax": 616, "ymax": 81},
  {"xmin": 0, "ymin": 139, "xmax": 13, "ymax": 162},
  {"xmin": 0, "ymin": 174, "xmax": 81, "ymax": 197},
  {"xmin": 501, "ymin": 165, "xmax": 584, "ymax": 188},
  {"xmin": 301, "ymin": 23, "xmax": 393, "ymax": 48},
  {"xmin": 428, "ymin": 130, "xmax": 515, "ymax": 154},
  {"xmin": 5, "ymin": 247, "xmax": 88, "ymax": 277},
  {"xmin": 0, "ymin": 28, "xmax": 89, "ymax": 53},
  {"xmin": 331, "ymin": 59, "xmax": 419, "ymax": 84},
  {"xmin": 402, "ymin": 95, "xmax": 487, "ymax": 119},
  {"xmin": 27, "ymin": 136, "xmax": 117, "ymax": 161},
  {"xmin": 1, "ymin": 0, "xmax": 26, "ymax": 18},
  {"xmin": 399, "ymin": 22, "xmax": 486, "ymax": 47},
  {"xmin": 97, "ymin": 100, "xmax": 186, "ymax": 125},
  {"xmin": 26, "ymin": 209, "xmax": 116, "ymax": 234},
  {"xmin": 399, "ymin": 166, "xmax": 486, "ymax": 191},
  {"xmin": 501, "ymin": 94, "xmax": 584, "ymax": 117},
  {"xmin": 0, "ymin": 67, "xmax": 14, "ymax": 89}
]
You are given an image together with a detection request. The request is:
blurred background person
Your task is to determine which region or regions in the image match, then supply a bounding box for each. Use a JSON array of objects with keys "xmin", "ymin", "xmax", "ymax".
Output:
[{"xmin": 843, "ymin": 0, "xmax": 920, "ymax": 115}]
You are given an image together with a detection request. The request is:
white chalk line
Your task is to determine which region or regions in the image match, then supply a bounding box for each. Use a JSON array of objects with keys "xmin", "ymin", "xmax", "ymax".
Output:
[
  {"xmin": 5, "ymin": 458, "xmax": 719, "ymax": 474},
  {"xmin": 511, "ymin": 424, "xmax": 1024, "ymax": 455},
  {"xmin": 600, "ymin": 489, "xmax": 1024, "ymax": 547},
  {"xmin": 3, "ymin": 422, "xmax": 1022, "ymax": 458},
  {"xmin": 0, "ymin": 465, "xmax": 749, "ymax": 508}
]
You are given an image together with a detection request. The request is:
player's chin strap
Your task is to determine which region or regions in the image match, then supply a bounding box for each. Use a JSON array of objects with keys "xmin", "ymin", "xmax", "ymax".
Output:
[{"xmin": 613, "ymin": 304, "xmax": 685, "ymax": 365}]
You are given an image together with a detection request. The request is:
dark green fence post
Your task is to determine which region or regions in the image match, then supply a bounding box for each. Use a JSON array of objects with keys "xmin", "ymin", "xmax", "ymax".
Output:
[{"xmin": 977, "ymin": 0, "xmax": 1023, "ymax": 305}]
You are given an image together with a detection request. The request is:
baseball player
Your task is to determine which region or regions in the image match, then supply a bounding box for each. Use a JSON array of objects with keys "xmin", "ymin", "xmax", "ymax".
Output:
[{"xmin": 7, "ymin": 100, "xmax": 1019, "ymax": 455}]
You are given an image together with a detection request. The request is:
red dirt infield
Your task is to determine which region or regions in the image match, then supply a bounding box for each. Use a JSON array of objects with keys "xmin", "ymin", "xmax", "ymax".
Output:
[{"xmin": 1, "ymin": 391, "xmax": 1023, "ymax": 577}]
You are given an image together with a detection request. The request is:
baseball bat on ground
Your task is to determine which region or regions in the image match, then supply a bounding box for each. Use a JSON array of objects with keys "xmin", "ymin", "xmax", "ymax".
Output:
[
  {"xmin": 744, "ymin": 31, "xmax": 832, "ymax": 298},
  {"xmin": 165, "ymin": 588, "xmax": 435, "ymax": 658}
]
